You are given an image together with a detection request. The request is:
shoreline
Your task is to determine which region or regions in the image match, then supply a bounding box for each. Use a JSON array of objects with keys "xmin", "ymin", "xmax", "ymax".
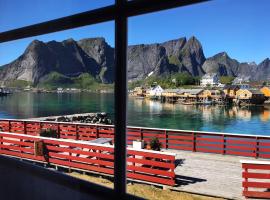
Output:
[{"xmin": 28, "ymin": 112, "xmax": 112, "ymax": 125}]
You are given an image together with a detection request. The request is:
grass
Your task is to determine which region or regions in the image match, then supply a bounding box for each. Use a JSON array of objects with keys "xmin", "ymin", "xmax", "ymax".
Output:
[
  {"xmin": 36, "ymin": 72, "xmax": 114, "ymax": 91},
  {"xmin": 68, "ymin": 172, "xmax": 224, "ymax": 200},
  {"xmin": 168, "ymin": 55, "xmax": 181, "ymax": 66},
  {"xmin": 6, "ymin": 80, "xmax": 32, "ymax": 88}
]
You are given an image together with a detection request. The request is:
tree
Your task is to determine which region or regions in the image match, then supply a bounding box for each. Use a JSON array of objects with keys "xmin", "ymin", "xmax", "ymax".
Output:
[
  {"xmin": 220, "ymin": 76, "xmax": 234, "ymax": 85},
  {"xmin": 173, "ymin": 72, "xmax": 195, "ymax": 86}
]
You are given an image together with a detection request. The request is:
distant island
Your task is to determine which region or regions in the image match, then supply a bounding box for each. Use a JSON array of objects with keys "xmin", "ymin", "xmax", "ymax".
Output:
[{"xmin": 0, "ymin": 36, "xmax": 269, "ymax": 90}]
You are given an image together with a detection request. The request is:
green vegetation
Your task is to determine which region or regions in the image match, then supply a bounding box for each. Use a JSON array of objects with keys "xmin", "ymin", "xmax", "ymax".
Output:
[
  {"xmin": 40, "ymin": 128, "xmax": 59, "ymax": 138},
  {"xmin": 168, "ymin": 55, "xmax": 181, "ymax": 66},
  {"xmin": 6, "ymin": 80, "xmax": 32, "ymax": 88},
  {"xmin": 99, "ymin": 67, "xmax": 107, "ymax": 79},
  {"xmin": 128, "ymin": 80, "xmax": 144, "ymax": 90},
  {"xmin": 38, "ymin": 72, "xmax": 73, "ymax": 89},
  {"xmin": 73, "ymin": 73, "xmax": 98, "ymax": 88},
  {"xmin": 37, "ymin": 72, "xmax": 113, "ymax": 91},
  {"xmin": 128, "ymin": 72, "xmax": 200, "ymax": 89},
  {"xmin": 220, "ymin": 76, "xmax": 234, "ymax": 85},
  {"xmin": 149, "ymin": 137, "xmax": 162, "ymax": 151}
]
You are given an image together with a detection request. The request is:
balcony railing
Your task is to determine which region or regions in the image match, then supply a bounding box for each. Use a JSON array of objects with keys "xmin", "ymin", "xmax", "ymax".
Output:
[{"xmin": 1, "ymin": 119, "xmax": 270, "ymax": 159}]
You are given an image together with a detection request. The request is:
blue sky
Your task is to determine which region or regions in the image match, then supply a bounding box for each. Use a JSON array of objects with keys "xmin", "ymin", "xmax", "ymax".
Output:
[{"xmin": 0, "ymin": 0, "xmax": 270, "ymax": 66}]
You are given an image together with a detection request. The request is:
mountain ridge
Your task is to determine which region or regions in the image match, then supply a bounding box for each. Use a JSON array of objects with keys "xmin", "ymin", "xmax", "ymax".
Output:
[{"xmin": 0, "ymin": 36, "xmax": 269, "ymax": 86}]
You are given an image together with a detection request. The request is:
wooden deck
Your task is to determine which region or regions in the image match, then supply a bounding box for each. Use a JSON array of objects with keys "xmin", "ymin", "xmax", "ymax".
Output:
[
  {"xmin": 2, "ymin": 119, "xmax": 270, "ymax": 199},
  {"xmin": 165, "ymin": 149, "xmax": 267, "ymax": 200}
]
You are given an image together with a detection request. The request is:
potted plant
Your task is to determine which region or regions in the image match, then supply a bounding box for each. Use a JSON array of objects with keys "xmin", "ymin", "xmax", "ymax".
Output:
[
  {"xmin": 145, "ymin": 141, "xmax": 151, "ymax": 150},
  {"xmin": 40, "ymin": 128, "xmax": 59, "ymax": 138},
  {"xmin": 150, "ymin": 137, "xmax": 162, "ymax": 151},
  {"xmin": 132, "ymin": 139, "xmax": 145, "ymax": 149}
]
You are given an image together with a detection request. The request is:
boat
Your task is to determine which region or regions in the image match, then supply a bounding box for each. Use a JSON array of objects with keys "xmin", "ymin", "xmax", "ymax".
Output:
[
  {"xmin": 0, "ymin": 88, "xmax": 12, "ymax": 96},
  {"xmin": 202, "ymin": 100, "xmax": 212, "ymax": 105},
  {"xmin": 149, "ymin": 95, "xmax": 159, "ymax": 100},
  {"xmin": 181, "ymin": 102, "xmax": 195, "ymax": 105}
]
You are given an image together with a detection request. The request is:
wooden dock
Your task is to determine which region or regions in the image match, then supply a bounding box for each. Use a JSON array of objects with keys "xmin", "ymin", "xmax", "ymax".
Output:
[{"xmin": 167, "ymin": 150, "xmax": 264, "ymax": 200}]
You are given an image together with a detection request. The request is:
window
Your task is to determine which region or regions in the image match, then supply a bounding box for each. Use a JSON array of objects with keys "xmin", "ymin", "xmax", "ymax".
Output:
[
  {"xmin": 0, "ymin": 0, "xmax": 114, "ymax": 32},
  {"xmin": 0, "ymin": 0, "xmax": 206, "ymax": 198}
]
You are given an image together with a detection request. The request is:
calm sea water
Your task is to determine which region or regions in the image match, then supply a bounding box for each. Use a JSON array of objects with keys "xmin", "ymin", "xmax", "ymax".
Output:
[{"xmin": 0, "ymin": 92, "xmax": 270, "ymax": 135}]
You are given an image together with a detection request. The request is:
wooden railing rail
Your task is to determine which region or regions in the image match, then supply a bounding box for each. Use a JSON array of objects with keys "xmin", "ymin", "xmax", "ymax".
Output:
[
  {"xmin": 1, "ymin": 119, "xmax": 270, "ymax": 159},
  {"xmin": 0, "ymin": 131, "xmax": 175, "ymax": 186},
  {"xmin": 241, "ymin": 160, "xmax": 270, "ymax": 199}
]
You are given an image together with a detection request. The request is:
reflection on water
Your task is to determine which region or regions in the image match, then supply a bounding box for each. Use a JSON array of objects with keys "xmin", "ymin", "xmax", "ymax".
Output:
[
  {"xmin": 0, "ymin": 92, "xmax": 270, "ymax": 135},
  {"xmin": 128, "ymin": 97, "xmax": 270, "ymax": 135},
  {"xmin": 0, "ymin": 92, "xmax": 115, "ymax": 120}
]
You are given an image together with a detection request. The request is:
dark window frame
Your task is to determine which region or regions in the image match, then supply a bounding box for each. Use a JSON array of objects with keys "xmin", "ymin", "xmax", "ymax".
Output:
[{"xmin": 0, "ymin": 0, "xmax": 207, "ymax": 198}]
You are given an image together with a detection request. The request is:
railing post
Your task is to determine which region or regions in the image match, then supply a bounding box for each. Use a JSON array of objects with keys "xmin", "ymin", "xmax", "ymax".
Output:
[
  {"xmin": 243, "ymin": 165, "xmax": 248, "ymax": 195},
  {"xmin": 164, "ymin": 130, "xmax": 168, "ymax": 149},
  {"xmin": 96, "ymin": 125, "xmax": 99, "ymax": 139},
  {"xmin": 39, "ymin": 122, "xmax": 42, "ymax": 136},
  {"xmin": 57, "ymin": 123, "xmax": 60, "ymax": 138},
  {"xmin": 0, "ymin": 134, "xmax": 2, "ymax": 151},
  {"xmin": 23, "ymin": 121, "xmax": 26, "ymax": 134},
  {"xmin": 256, "ymin": 137, "xmax": 259, "ymax": 159},
  {"xmin": 223, "ymin": 134, "xmax": 226, "ymax": 155},
  {"xmin": 68, "ymin": 144, "xmax": 72, "ymax": 173},
  {"xmin": 75, "ymin": 124, "xmax": 79, "ymax": 140},
  {"xmin": 132, "ymin": 152, "xmax": 135, "ymax": 174},
  {"xmin": 192, "ymin": 132, "xmax": 196, "ymax": 152},
  {"xmin": 8, "ymin": 121, "xmax": 11, "ymax": 132}
]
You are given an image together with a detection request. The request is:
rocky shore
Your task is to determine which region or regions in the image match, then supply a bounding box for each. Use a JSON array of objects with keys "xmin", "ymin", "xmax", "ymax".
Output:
[{"xmin": 29, "ymin": 113, "xmax": 113, "ymax": 125}]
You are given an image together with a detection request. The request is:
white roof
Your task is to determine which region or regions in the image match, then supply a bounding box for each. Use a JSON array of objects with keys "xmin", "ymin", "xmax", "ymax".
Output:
[
  {"xmin": 177, "ymin": 89, "xmax": 204, "ymax": 95},
  {"xmin": 202, "ymin": 73, "xmax": 218, "ymax": 79}
]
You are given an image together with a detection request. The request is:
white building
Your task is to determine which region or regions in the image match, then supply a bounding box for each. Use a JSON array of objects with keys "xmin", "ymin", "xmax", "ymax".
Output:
[
  {"xmin": 57, "ymin": 88, "xmax": 64, "ymax": 93},
  {"xmin": 233, "ymin": 77, "xmax": 250, "ymax": 85},
  {"xmin": 149, "ymin": 85, "xmax": 164, "ymax": 97},
  {"xmin": 200, "ymin": 73, "xmax": 220, "ymax": 87}
]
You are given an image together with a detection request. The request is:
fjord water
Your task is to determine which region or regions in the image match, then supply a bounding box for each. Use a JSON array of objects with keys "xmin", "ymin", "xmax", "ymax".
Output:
[{"xmin": 1, "ymin": 92, "xmax": 270, "ymax": 135}]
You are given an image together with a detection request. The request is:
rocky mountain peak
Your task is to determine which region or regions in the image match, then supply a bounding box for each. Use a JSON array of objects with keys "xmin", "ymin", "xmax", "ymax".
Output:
[
  {"xmin": 0, "ymin": 36, "xmax": 270, "ymax": 86},
  {"xmin": 212, "ymin": 52, "xmax": 229, "ymax": 59},
  {"xmin": 261, "ymin": 58, "xmax": 270, "ymax": 65},
  {"xmin": 252, "ymin": 58, "xmax": 270, "ymax": 81},
  {"xmin": 185, "ymin": 36, "xmax": 202, "ymax": 50},
  {"xmin": 161, "ymin": 37, "xmax": 186, "ymax": 56},
  {"xmin": 221, "ymin": 52, "xmax": 228, "ymax": 57},
  {"xmin": 25, "ymin": 39, "xmax": 46, "ymax": 52},
  {"xmin": 176, "ymin": 36, "xmax": 205, "ymax": 76},
  {"xmin": 62, "ymin": 38, "xmax": 76, "ymax": 45},
  {"xmin": 202, "ymin": 51, "xmax": 239, "ymax": 76},
  {"xmin": 247, "ymin": 61, "xmax": 257, "ymax": 66}
]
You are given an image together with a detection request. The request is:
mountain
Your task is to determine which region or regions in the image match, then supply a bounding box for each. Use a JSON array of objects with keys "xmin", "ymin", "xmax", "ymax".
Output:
[
  {"xmin": 77, "ymin": 38, "xmax": 114, "ymax": 83},
  {"xmin": 202, "ymin": 52, "xmax": 270, "ymax": 81},
  {"xmin": 127, "ymin": 44, "xmax": 171, "ymax": 81},
  {"xmin": 237, "ymin": 62, "xmax": 257, "ymax": 80},
  {"xmin": 0, "ymin": 36, "xmax": 269, "ymax": 86},
  {"xmin": 0, "ymin": 38, "xmax": 113, "ymax": 85},
  {"xmin": 253, "ymin": 58, "xmax": 270, "ymax": 81},
  {"xmin": 127, "ymin": 36, "xmax": 206, "ymax": 81},
  {"xmin": 202, "ymin": 52, "xmax": 239, "ymax": 76}
]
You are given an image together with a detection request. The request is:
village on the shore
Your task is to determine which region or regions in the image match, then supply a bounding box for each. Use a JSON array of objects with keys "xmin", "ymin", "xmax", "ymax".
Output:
[{"xmin": 129, "ymin": 73, "xmax": 270, "ymax": 106}]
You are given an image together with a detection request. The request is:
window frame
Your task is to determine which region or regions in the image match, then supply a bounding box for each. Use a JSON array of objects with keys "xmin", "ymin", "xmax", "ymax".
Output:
[{"xmin": 0, "ymin": 0, "xmax": 207, "ymax": 198}]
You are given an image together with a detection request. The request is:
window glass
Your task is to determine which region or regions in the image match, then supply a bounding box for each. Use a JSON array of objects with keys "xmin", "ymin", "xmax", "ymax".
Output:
[
  {"xmin": 0, "ymin": 0, "xmax": 114, "ymax": 32},
  {"xmin": 0, "ymin": 22, "xmax": 115, "ymax": 189},
  {"xmin": 127, "ymin": 0, "xmax": 270, "ymax": 199}
]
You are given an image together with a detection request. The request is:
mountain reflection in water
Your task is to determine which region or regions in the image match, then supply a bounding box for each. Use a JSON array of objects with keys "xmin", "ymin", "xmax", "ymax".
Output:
[{"xmin": 0, "ymin": 92, "xmax": 270, "ymax": 135}]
